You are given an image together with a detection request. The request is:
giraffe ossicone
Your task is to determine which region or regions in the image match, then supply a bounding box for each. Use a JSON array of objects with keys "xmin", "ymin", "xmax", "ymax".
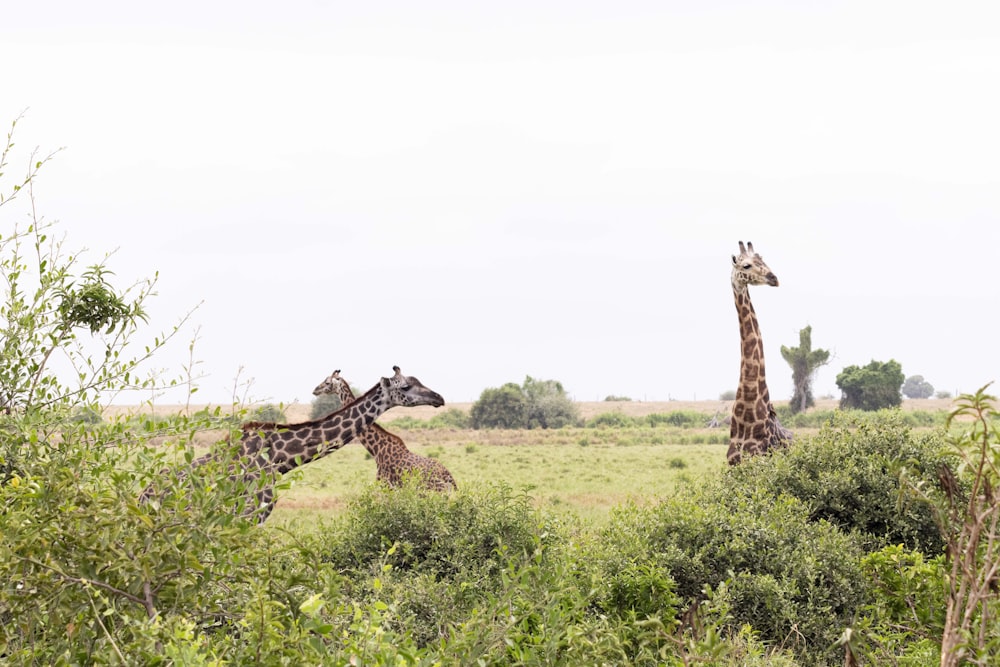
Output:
[
  {"xmin": 728, "ymin": 241, "xmax": 792, "ymax": 464},
  {"xmin": 312, "ymin": 368, "xmax": 457, "ymax": 491},
  {"xmin": 141, "ymin": 366, "xmax": 445, "ymax": 522}
]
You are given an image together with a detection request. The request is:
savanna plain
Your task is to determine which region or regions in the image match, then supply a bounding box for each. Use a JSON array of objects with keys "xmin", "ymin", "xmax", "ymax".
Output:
[{"xmin": 120, "ymin": 397, "xmax": 951, "ymax": 527}]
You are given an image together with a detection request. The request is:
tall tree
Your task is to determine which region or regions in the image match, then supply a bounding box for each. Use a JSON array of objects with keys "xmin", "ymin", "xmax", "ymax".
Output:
[{"xmin": 780, "ymin": 325, "xmax": 831, "ymax": 414}]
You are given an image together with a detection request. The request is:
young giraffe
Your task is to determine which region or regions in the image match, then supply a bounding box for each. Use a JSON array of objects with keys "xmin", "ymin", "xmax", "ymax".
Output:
[
  {"xmin": 728, "ymin": 241, "xmax": 792, "ymax": 465},
  {"xmin": 141, "ymin": 366, "xmax": 445, "ymax": 523},
  {"xmin": 312, "ymin": 370, "xmax": 457, "ymax": 491}
]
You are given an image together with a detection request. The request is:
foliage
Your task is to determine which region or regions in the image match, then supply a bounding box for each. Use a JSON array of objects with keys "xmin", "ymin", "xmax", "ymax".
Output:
[
  {"xmin": 310, "ymin": 392, "xmax": 341, "ymax": 419},
  {"xmin": 390, "ymin": 407, "xmax": 470, "ymax": 430},
  {"xmin": 470, "ymin": 376, "xmax": 579, "ymax": 429},
  {"xmin": 903, "ymin": 384, "xmax": 1000, "ymax": 665},
  {"xmin": 844, "ymin": 545, "xmax": 945, "ymax": 664},
  {"xmin": 902, "ymin": 374, "xmax": 935, "ymax": 399},
  {"xmin": 780, "ymin": 325, "xmax": 830, "ymax": 414},
  {"xmin": 603, "ymin": 394, "xmax": 632, "ymax": 402},
  {"xmin": 837, "ymin": 359, "xmax": 904, "ymax": 411},
  {"xmin": 719, "ymin": 410, "xmax": 948, "ymax": 554},
  {"xmin": 719, "ymin": 389, "xmax": 737, "ymax": 401},
  {"xmin": 598, "ymin": 491, "xmax": 868, "ymax": 666}
]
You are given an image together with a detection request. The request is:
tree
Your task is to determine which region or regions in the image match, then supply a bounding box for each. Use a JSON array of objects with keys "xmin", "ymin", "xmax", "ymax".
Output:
[
  {"xmin": 522, "ymin": 375, "xmax": 579, "ymax": 428},
  {"xmin": 310, "ymin": 391, "xmax": 342, "ymax": 419},
  {"xmin": 470, "ymin": 376, "xmax": 580, "ymax": 429},
  {"xmin": 902, "ymin": 375, "xmax": 935, "ymax": 399},
  {"xmin": 836, "ymin": 359, "xmax": 904, "ymax": 411},
  {"xmin": 780, "ymin": 325, "xmax": 830, "ymax": 414},
  {"xmin": 470, "ymin": 382, "xmax": 528, "ymax": 428}
]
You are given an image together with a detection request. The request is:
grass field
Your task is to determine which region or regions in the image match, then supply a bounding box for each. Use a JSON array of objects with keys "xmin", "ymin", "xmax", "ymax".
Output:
[
  {"xmin": 111, "ymin": 398, "xmax": 955, "ymax": 529},
  {"xmin": 268, "ymin": 428, "xmax": 728, "ymax": 528}
]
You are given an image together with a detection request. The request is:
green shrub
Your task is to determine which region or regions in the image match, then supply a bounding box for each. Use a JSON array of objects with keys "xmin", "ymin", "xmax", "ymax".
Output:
[
  {"xmin": 587, "ymin": 411, "xmax": 638, "ymax": 428},
  {"xmin": 719, "ymin": 410, "xmax": 948, "ymax": 554},
  {"xmin": 596, "ymin": 492, "xmax": 868, "ymax": 666},
  {"xmin": 324, "ymin": 480, "xmax": 550, "ymax": 581}
]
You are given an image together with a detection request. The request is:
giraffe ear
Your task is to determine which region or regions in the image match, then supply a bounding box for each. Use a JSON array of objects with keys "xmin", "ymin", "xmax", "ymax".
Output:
[
  {"xmin": 747, "ymin": 241, "xmax": 754, "ymax": 254},
  {"xmin": 738, "ymin": 241, "xmax": 747, "ymax": 254},
  {"xmin": 732, "ymin": 255, "xmax": 738, "ymax": 264}
]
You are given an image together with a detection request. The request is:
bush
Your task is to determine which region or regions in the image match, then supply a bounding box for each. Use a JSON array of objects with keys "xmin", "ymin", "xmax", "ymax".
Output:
[
  {"xmin": 587, "ymin": 412, "xmax": 639, "ymax": 428},
  {"xmin": 718, "ymin": 410, "xmax": 948, "ymax": 554},
  {"xmin": 324, "ymin": 480, "xmax": 549, "ymax": 581},
  {"xmin": 598, "ymin": 492, "xmax": 869, "ymax": 666},
  {"xmin": 646, "ymin": 410, "xmax": 703, "ymax": 428}
]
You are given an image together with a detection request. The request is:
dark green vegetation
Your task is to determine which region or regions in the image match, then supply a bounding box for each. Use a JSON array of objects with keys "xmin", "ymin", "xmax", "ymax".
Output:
[
  {"xmin": 837, "ymin": 359, "xmax": 906, "ymax": 411},
  {"xmin": 7, "ymin": 401, "xmax": 992, "ymax": 665},
  {"xmin": 470, "ymin": 376, "xmax": 579, "ymax": 429}
]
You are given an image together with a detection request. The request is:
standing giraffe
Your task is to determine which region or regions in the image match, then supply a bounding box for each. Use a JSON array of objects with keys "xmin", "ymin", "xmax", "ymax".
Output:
[
  {"xmin": 312, "ymin": 370, "xmax": 457, "ymax": 491},
  {"xmin": 141, "ymin": 366, "xmax": 445, "ymax": 522},
  {"xmin": 728, "ymin": 241, "xmax": 792, "ymax": 464}
]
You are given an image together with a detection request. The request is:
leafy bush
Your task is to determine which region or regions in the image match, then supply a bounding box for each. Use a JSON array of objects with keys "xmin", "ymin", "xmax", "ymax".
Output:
[
  {"xmin": 324, "ymin": 480, "xmax": 549, "ymax": 581},
  {"xmin": 598, "ymin": 492, "xmax": 868, "ymax": 666},
  {"xmin": 719, "ymin": 410, "xmax": 948, "ymax": 554}
]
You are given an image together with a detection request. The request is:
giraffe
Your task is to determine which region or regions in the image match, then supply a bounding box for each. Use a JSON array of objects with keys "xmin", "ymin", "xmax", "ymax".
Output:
[
  {"xmin": 140, "ymin": 366, "xmax": 445, "ymax": 522},
  {"xmin": 312, "ymin": 369, "xmax": 457, "ymax": 491},
  {"xmin": 728, "ymin": 241, "xmax": 792, "ymax": 465}
]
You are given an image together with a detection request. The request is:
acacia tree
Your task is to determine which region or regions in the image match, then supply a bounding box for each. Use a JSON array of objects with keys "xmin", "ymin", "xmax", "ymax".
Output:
[{"xmin": 780, "ymin": 325, "xmax": 830, "ymax": 414}]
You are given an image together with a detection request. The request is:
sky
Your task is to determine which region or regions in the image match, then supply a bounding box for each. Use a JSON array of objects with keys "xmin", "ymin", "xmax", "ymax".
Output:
[{"xmin": 2, "ymin": 1, "xmax": 999, "ymax": 408}]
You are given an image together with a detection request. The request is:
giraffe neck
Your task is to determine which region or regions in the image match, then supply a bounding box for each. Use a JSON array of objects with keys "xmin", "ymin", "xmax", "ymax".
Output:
[
  {"xmin": 728, "ymin": 283, "xmax": 777, "ymax": 464},
  {"xmin": 733, "ymin": 285, "xmax": 770, "ymax": 406},
  {"xmin": 331, "ymin": 379, "xmax": 388, "ymax": 459},
  {"xmin": 247, "ymin": 383, "xmax": 392, "ymax": 474}
]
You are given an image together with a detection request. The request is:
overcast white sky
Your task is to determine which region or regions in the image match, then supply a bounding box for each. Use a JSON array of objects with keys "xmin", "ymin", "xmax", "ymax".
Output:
[{"xmin": 3, "ymin": 1, "xmax": 998, "ymax": 408}]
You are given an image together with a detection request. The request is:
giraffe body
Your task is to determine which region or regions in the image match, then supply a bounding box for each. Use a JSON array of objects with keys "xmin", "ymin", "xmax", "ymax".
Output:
[
  {"xmin": 312, "ymin": 370, "xmax": 457, "ymax": 491},
  {"xmin": 141, "ymin": 366, "xmax": 445, "ymax": 522},
  {"xmin": 728, "ymin": 241, "xmax": 792, "ymax": 464}
]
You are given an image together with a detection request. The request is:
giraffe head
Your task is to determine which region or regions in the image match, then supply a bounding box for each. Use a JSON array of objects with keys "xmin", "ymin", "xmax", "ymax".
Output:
[
  {"xmin": 731, "ymin": 240, "xmax": 779, "ymax": 291},
  {"xmin": 381, "ymin": 366, "xmax": 445, "ymax": 408},
  {"xmin": 312, "ymin": 369, "xmax": 344, "ymax": 397}
]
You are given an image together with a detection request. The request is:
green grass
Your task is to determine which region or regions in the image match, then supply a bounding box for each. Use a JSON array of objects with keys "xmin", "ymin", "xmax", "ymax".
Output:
[{"xmin": 269, "ymin": 425, "xmax": 728, "ymax": 527}]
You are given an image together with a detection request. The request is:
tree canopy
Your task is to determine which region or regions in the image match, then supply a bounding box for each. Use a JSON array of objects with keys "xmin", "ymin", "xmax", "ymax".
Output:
[{"xmin": 837, "ymin": 359, "xmax": 905, "ymax": 411}]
